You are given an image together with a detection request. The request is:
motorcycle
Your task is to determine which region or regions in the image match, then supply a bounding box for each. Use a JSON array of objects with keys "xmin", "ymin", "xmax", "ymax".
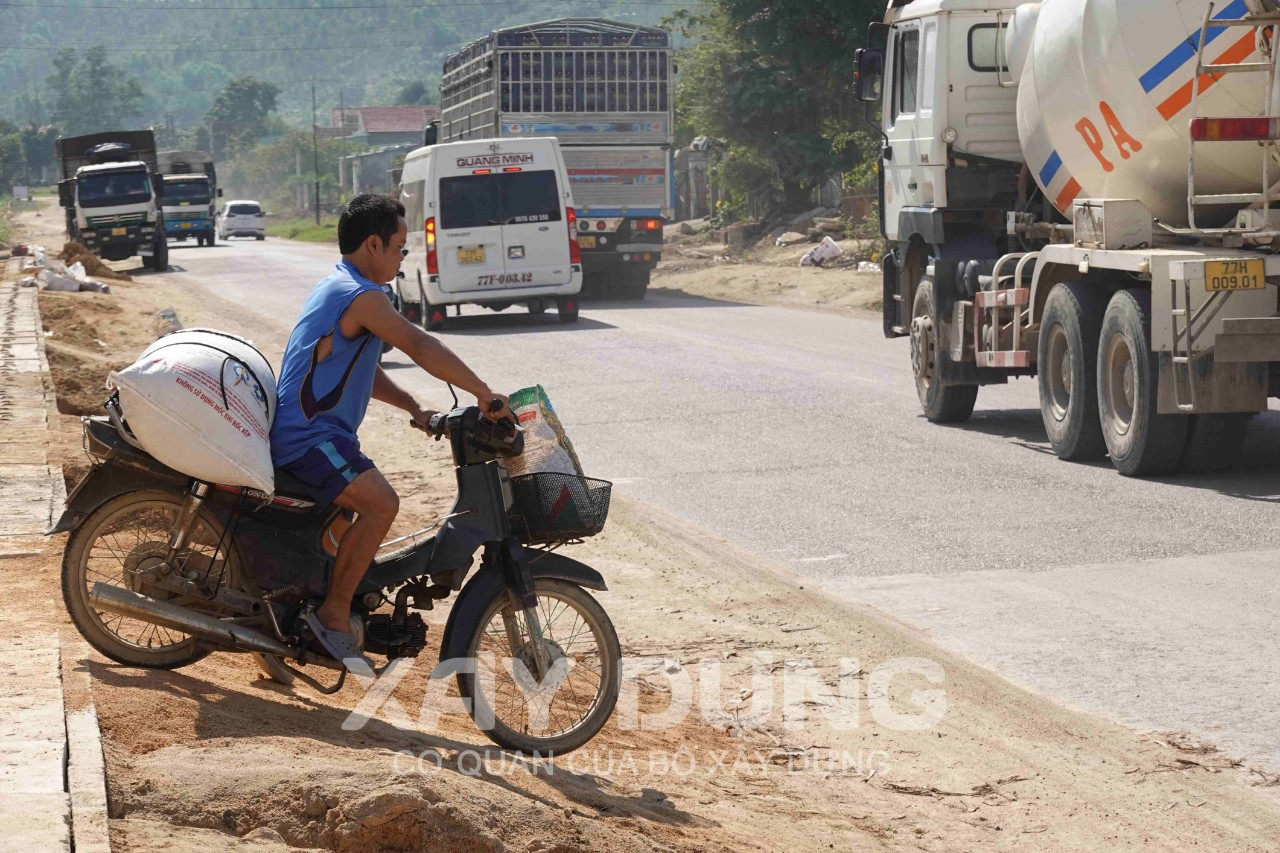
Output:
[{"xmin": 53, "ymin": 393, "xmax": 621, "ymax": 755}]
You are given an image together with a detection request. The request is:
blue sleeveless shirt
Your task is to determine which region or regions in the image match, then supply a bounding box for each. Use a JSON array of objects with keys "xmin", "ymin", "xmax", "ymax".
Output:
[{"xmin": 271, "ymin": 260, "xmax": 384, "ymax": 467}]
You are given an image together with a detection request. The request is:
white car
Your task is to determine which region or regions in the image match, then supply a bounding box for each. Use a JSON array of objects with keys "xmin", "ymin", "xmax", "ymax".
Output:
[{"xmin": 218, "ymin": 200, "xmax": 266, "ymax": 240}]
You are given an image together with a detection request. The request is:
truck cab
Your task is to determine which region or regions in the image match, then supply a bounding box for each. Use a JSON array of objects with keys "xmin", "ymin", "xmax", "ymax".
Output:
[
  {"xmin": 858, "ymin": 0, "xmax": 1280, "ymax": 478},
  {"xmin": 66, "ymin": 162, "xmax": 163, "ymax": 264},
  {"xmin": 161, "ymin": 173, "xmax": 218, "ymax": 246},
  {"xmin": 862, "ymin": 0, "xmax": 1024, "ymax": 336},
  {"xmin": 57, "ymin": 132, "xmax": 168, "ymax": 271}
]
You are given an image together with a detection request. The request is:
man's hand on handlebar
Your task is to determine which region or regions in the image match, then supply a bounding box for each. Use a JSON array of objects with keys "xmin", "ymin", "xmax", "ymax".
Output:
[
  {"xmin": 409, "ymin": 406, "xmax": 442, "ymax": 439},
  {"xmin": 481, "ymin": 392, "xmax": 512, "ymax": 424}
]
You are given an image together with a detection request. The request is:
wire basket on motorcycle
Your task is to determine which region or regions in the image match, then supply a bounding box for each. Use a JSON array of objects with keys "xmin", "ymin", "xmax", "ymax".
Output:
[{"xmin": 508, "ymin": 471, "xmax": 611, "ymax": 545}]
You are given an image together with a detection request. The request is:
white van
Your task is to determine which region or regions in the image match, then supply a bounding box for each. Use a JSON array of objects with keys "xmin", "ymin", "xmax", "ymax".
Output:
[{"xmin": 396, "ymin": 138, "xmax": 582, "ymax": 331}]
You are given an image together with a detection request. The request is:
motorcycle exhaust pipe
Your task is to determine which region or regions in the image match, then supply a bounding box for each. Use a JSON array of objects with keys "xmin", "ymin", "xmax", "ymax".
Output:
[{"xmin": 90, "ymin": 583, "xmax": 298, "ymax": 659}]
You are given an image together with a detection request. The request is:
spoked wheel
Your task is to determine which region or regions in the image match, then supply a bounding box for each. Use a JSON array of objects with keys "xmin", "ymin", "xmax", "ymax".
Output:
[
  {"xmin": 911, "ymin": 277, "xmax": 977, "ymax": 423},
  {"xmin": 61, "ymin": 490, "xmax": 239, "ymax": 668},
  {"xmin": 458, "ymin": 579, "xmax": 620, "ymax": 754}
]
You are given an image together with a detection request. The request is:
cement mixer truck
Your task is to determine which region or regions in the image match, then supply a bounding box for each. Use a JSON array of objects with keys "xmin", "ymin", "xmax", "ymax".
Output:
[{"xmin": 857, "ymin": 0, "xmax": 1280, "ymax": 475}]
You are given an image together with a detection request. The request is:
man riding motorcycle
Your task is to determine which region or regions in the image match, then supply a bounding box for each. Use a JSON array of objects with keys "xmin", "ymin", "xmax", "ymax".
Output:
[{"xmin": 270, "ymin": 193, "xmax": 512, "ymax": 669}]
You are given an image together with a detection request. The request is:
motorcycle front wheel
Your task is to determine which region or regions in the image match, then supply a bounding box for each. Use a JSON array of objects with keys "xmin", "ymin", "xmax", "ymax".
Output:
[
  {"xmin": 62, "ymin": 490, "xmax": 241, "ymax": 669},
  {"xmin": 457, "ymin": 578, "xmax": 621, "ymax": 754}
]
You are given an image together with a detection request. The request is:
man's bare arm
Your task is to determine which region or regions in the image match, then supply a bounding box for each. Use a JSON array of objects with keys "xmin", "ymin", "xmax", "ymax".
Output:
[
  {"xmin": 343, "ymin": 291, "xmax": 509, "ymax": 417},
  {"xmin": 371, "ymin": 366, "xmax": 420, "ymax": 413}
]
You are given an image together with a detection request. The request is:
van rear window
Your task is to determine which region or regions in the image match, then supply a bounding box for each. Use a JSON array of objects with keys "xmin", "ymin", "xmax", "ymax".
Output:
[{"xmin": 440, "ymin": 170, "xmax": 562, "ymax": 229}]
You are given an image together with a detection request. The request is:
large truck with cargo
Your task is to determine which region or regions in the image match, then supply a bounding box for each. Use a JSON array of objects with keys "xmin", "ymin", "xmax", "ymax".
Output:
[
  {"xmin": 56, "ymin": 130, "xmax": 168, "ymax": 272},
  {"xmin": 439, "ymin": 18, "xmax": 673, "ymax": 300},
  {"xmin": 857, "ymin": 0, "xmax": 1280, "ymax": 476},
  {"xmin": 157, "ymin": 150, "xmax": 220, "ymax": 247}
]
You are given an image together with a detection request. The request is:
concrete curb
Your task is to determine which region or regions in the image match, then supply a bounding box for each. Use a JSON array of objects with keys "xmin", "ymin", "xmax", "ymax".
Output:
[
  {"xmin": 0, "ymin": 254, "xmax": 111, "ymax": 851},
  {"xmin": 67, "ymin": 704, "xmax": 111, "ymax": 853}
]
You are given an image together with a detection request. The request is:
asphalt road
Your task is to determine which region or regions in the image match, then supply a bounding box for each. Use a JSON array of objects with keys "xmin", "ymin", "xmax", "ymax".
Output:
[{"xmin": 163, "ymin": 235, "xmax": 1280, "ymax": 775}]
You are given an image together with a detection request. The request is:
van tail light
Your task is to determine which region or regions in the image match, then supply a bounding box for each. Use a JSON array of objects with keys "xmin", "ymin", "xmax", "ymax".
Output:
[
  {"xmin": 1191, "ymin": 117, "xmax": 1280, "ymax": 141},
  {"xmin": 425, "ymin": 217, "xmax": 438, "ymax": 275},
  {"xmin": 567, "ymin": 207, "xmax": 581, "ymax": 264}
]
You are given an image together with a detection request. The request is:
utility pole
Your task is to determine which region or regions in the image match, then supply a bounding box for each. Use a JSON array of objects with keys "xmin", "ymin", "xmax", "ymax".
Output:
[
  {"xmin": 339, "ymin": 88, "xmax": 347, "ymax": 203},
  {"xmin": 311, "ymin": 77, "xmax": 320, "ymax": 225}
]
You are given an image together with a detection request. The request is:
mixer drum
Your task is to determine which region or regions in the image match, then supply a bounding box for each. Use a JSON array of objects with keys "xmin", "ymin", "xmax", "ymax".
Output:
[{"xmin": 1013, "ymin": 0, "xmax": 1269, "ymax": 226}]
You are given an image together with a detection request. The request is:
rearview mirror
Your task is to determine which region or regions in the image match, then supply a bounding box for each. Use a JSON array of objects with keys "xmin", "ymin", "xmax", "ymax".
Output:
[
  {"xmin": 217, "ymin": 188, "xmax": 223, "ymax": 198},
  {"xmin": 58, "ymin": 180, "xmax": 74, "ymax": 208},
  {"xmin": 854, "ymin": 49, "xmax": 884, "ymax": 103}
]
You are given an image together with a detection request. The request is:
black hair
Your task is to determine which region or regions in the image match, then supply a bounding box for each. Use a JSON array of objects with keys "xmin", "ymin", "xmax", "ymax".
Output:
[{"xmin": 338, "ymin": 193, "xmax": 406, "ymax": 254}]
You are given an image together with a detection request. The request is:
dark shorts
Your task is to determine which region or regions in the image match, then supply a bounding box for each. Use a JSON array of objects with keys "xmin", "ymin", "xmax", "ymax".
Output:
[{"xmin": 281, "ymin": 435, "xmax": 376, "ymax": 508}]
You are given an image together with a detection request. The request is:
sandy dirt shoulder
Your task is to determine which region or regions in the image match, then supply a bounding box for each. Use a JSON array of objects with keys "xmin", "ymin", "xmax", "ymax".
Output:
[
  {"xmin": 651, "ymin": 235, "xmax": 884, "ymax": 318},
  {"xmin": 11, "ymin": 203, "xmax": 1280, "ymax": 851}
]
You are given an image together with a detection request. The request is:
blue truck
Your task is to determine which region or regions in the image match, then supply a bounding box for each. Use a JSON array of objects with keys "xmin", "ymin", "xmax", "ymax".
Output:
[{"xmin": 157, "ymin": 150, "xmax": 220, "ymax": 247}]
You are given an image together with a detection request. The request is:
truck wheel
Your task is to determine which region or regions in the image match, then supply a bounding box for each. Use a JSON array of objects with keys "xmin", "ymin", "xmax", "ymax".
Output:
[
  {"xmin": 1181, "ymin": 413, "xmax": 1250, "ymax": 474},
  {"xmin": 1098, "ymin": 289, "xmax": 1189, "ymax": 476},
  {"xmin": 426, "ymin": 306, "xmax": 446, "ymax": 332},
  {"xmin": 1038, "ymin": 282, "xmax": 1107, "ymax": 460},
  {"xmin": 620, "ymin": 269, "xmax": 649, "ymax": 300},
  {"xmin": 148, "ymin": 233, "xmax": 169, "ymax": 272},
  {"xmin": 581, "ymin": 273, "xmax": 607, "ymax": 300},
  {"xmin": 207, "ymin": 231, "xmax": 216, "ymax": 247},
  {"xmin": 911, "ymin": 278, "xmax": 977, "ymax": 423}
]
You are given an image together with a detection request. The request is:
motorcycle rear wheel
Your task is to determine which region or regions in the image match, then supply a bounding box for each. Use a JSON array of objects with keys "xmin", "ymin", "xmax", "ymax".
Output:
[
  {"xmin": 62, "ymin": 490, "xmax": 241, "ymax": 669},
  {"xmin": 458, "ymin": 578, "xmax": 620, "ymax": 755}
]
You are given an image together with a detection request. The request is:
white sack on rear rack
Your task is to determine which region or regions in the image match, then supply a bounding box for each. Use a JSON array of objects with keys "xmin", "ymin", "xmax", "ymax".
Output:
[{"xmin": 109, "ymin": 329, "xmax": 278, "ymax": 494}]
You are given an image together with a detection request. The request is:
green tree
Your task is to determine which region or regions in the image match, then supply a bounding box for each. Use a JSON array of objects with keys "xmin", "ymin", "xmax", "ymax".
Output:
[
  {"xmin": 20, "ymin": 125, "xmax": 58, "ymax": 178},
  {"xmin": 394, "ymin": 80, "xmax": 430, "ymax": 106},
  {"xmin": 672, "ymin": 1, "xmax": 878, "ymax": 213},
  {"xmin": 46, "ymin": 47, "xmax": 146, "ymax": 135},
  {"xmin": 220, "ymin": 128, "xmax": 345, "ymax": 216},
  {"xmin": 0, "ymin": 120, "xmax": 28, "ymax": 188},
  {"xmin": 205, "ymin": 77, "xmax": 280, "ymax": 160}
]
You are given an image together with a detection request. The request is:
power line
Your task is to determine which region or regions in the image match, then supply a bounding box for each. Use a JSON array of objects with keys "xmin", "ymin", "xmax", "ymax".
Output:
[
  {"xmin": 0, "ymin": 38, "xmax": 485, "ymax": 52},
  {"xmin": 0, "ymin": 0, "xmax": 702, "ymax": 8}
]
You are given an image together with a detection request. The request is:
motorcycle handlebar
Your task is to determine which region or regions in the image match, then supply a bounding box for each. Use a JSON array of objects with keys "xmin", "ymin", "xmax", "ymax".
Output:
[{"xmin": 412, "ymin": 407, "xmax": 522, "ymax": 457}]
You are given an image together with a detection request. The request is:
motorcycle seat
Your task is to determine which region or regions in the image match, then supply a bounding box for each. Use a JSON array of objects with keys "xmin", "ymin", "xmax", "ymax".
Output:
[{"xmin": 271, "ymin": 467, "xmax": 325, "ymax": 509}]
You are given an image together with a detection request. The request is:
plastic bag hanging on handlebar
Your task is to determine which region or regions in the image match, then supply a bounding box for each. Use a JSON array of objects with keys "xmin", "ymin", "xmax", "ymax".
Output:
[{"xmin": 500, "ymin": 385, "xmax": 584, "ymax": 479}]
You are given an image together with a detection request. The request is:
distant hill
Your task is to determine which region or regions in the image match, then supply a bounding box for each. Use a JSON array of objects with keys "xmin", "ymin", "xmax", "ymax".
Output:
[{"xmin": 0, "ymin": 0, "xmax": 697, "ymax": 130}]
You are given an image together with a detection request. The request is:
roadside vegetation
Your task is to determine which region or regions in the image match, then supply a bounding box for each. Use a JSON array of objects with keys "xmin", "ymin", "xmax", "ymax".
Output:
[
  {"xmin": 1, "ymin": 1, "xmax": 888, "ymax": 242},
  {"xmin": 669, "ymin": 1, "xmax": 881, "ymax": 221},
  {"xmin": 265, "ymin": 216, "xmax": 338, "ymax": 243}
]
